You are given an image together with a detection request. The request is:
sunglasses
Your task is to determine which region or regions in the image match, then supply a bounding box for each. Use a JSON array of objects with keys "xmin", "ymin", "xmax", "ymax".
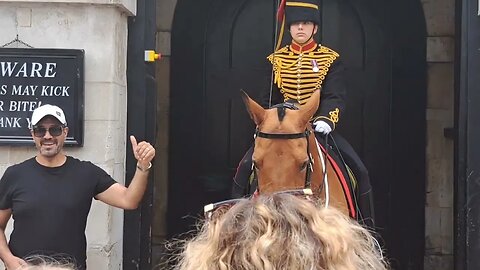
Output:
[
  {"xmin": 32, "ymin": 125, "xmax": 65, "ymax": 138},
  {"xmin": 203, "ymin": 188, "xmax": 314, "ymax": 220}
]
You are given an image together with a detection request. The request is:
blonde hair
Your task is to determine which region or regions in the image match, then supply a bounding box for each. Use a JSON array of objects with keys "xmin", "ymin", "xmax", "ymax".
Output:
[
  {"xmin": 18, "ymin": 255, "xmax": 76, "ymax": 270},
  {"xmin": 176, "ymin": 193, "xmax": 389, "ymax": 270}
]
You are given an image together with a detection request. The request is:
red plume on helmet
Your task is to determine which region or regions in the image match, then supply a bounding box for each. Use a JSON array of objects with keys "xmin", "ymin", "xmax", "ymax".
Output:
[
  {"xmin": 275, "ymin": 0, "xmax": 287, "ymax": 50},
  {"xmin": 277, "ymin": 0, "xmax": 287, "ymax": 23}
]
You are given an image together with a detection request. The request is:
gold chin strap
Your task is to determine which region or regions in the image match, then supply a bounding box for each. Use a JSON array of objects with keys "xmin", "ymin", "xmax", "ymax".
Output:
[{"xmin": 275, "ymin": 17, "xmax": 286, "ymax": 51}]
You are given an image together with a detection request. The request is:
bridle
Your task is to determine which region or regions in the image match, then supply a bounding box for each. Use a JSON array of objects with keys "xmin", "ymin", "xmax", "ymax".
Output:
[
  {"xmin": 252, "ymin": 104, "xmax": 315, "ymax": 191},
  {"xmin": 254, "ymin": 129, "xmax": 314, "ymax": 189}
]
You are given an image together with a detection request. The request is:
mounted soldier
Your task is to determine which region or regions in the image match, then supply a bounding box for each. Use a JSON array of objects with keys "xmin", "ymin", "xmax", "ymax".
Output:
[{"xmin": 232, "ymin": 0, "xmax": 375, "ymax": 228}]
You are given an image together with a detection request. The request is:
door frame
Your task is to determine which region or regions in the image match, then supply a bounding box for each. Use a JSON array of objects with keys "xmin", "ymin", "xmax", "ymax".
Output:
[
  {"xmin": 124, "ymin": 0, "xmax": 156, "ymax": 269},
  {"xmin": 455, "ymin": 0, "xmax": 480, "ymax": 268}
]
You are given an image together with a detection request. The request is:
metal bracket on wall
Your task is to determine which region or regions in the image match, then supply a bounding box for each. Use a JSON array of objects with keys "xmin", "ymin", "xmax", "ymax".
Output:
[
  {"xmin": 444, "ymin": 127, "xmax": 455, "ymax": 139},
  {"xmin": 1, "ymin": 34, "xmax": 34, "ymax": 48}
]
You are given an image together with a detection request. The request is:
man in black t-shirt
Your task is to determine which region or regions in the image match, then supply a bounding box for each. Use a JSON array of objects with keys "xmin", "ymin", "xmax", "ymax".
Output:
[{"xmin": 0, "ymin": 104, "xmax": 156, "ymax": 270}]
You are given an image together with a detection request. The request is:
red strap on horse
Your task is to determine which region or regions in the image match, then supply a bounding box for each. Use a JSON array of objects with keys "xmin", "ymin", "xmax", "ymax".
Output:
[{"xmin": 319, "ymin": 144, "xmax": 357, "ymax": 219}]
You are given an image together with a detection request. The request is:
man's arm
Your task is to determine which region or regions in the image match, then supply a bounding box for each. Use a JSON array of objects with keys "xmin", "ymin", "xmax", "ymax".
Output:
[
  {"xmin": 96, "ymin": 135, "xmax": 155, "ymax": 210},
  {"xmin": 95, "ymin": 170, "xmax": 149, "ymax": 210},
  {"xmin": 0, "ymin": 209, "xmax": 26, "ymax": 269}
]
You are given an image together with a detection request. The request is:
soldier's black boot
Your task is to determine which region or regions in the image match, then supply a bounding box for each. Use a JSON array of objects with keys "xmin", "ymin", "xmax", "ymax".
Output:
[{"xmin": 357, "ymin": 188, "xmax": 375, "ymax": 230}]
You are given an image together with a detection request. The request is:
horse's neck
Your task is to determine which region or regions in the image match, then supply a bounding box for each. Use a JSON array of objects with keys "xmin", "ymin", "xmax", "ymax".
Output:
[{"xmin": 309, "ymin": 134, "xmax": 350, "ymax": 215}]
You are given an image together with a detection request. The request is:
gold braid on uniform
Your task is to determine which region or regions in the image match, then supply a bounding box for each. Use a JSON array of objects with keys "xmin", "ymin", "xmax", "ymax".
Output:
[
  {"xmin": 267, "ymin": 45, "xmax": 339, "ymax": 105},
  {"xmin": 313, "ymin": 107, "xmax": 340, "ymax": 128}
]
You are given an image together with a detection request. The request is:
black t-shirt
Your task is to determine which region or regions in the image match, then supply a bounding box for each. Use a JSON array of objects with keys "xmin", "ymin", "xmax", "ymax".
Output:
[{"xmin": 0, "ymin": 156, "xmax": 117, "ymax": 269}]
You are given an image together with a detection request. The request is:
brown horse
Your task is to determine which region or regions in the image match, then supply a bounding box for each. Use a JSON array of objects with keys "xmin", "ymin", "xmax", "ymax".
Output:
[{"xmin": 241, "ymin": 90, "xmax": 354, "ymax": 217}]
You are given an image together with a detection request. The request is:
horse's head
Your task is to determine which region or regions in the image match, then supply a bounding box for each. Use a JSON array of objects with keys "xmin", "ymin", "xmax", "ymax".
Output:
[{"xmin": 241, "ymin": 91, "xmax": 320, "ymax": 193}]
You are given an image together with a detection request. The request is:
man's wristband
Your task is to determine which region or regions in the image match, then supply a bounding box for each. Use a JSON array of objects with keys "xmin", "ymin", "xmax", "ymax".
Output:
[{"xmin": 136, "ymin": 162, "xmax": 152, "ymax": 172}]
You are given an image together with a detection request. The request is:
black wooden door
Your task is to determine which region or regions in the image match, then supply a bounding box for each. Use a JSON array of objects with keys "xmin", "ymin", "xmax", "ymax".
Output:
[
  {"xmin": 170, "ymin": 1, "xmax": 426, "ymax": 269},
  {"xmin": 169, "ymin": 0, "xmax": 274, "ymax": 236}
]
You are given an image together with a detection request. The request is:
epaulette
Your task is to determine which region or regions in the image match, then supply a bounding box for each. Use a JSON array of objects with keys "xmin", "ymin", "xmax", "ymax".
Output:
[
  {"xmin": 316, "ymin": 45, "xmax": 340, "ymax": 58},
  {"xmin": 267, "ymin": 45, "xmax": 290, "ymax": 63}
]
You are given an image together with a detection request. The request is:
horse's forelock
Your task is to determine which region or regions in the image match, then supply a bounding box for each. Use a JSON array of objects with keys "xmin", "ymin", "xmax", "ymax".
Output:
[{"xmin": 276, "ymin": 106, "xmax": 286, "ymax": 122}]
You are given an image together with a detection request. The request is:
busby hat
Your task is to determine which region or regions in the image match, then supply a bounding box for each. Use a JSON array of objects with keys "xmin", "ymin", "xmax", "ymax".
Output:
[
  {"xmin": 277, "ymin": 0, "xmax": 320, "ymax": 26},
  {"xmin": 275, "ymin": 0, "xmax": 320, "ymax": 49}
]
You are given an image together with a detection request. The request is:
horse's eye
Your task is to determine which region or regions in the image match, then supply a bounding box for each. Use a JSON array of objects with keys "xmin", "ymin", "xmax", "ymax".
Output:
[{"xmin": 300, "ymin": 161, "xmax": 309, "ymax": 171}]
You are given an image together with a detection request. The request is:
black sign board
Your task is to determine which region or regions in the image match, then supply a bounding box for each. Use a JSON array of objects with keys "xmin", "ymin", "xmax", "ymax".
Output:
[{"xmin": 0, "ymin": 48, "xmax": 84, "ymax": 145}]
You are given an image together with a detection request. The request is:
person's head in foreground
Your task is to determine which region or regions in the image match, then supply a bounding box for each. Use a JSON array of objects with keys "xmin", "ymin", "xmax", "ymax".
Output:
[
  {"xmin": 176, "ymin": 192, "xmax": 389, "ymax": 270},
  {"xmin": 18, "ymin": 255, "xmax": 76, "ymax": 270}
]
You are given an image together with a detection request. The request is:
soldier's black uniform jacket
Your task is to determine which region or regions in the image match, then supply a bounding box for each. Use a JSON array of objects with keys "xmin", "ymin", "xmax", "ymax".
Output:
[{"xmin": 263, "ymin": 39, "xmax": 346, "ymax": 130}]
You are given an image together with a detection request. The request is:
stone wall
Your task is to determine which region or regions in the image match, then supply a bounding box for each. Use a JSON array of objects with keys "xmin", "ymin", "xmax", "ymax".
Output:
[
  {"xmin": 0, "ymin": 1, "xmax": 135, "ymax": 268},
  {"xmin": 422, "ymin": 0, "xmax": 455, "ymax": 269}
]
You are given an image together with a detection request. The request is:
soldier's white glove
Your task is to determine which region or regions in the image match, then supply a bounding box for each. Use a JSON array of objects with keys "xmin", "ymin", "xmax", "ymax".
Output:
[{"xmin": 313, "ymin": 120, "xmax": 332, "ymax": 135}]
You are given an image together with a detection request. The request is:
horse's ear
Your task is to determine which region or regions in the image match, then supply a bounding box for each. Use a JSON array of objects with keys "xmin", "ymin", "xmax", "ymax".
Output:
[
  {"xmin": 299, "ymin": 90, "xmax": 320, "ymax": 124},
  {"xmin": 240, "ymin": 90, "xmax": 265, "ymax": 125}
]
